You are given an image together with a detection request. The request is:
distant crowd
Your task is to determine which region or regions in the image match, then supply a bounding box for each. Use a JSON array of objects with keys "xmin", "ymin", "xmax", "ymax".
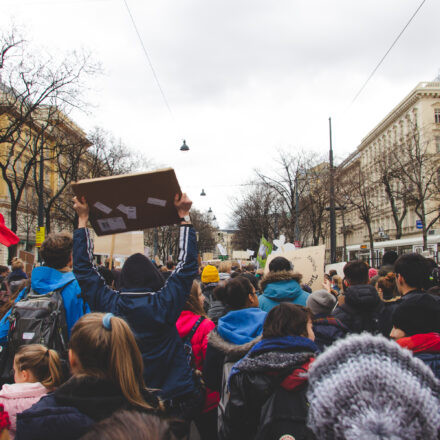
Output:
[{"xmin": 0, "ymin": 193, "xmax": 437, "ymax": 439}]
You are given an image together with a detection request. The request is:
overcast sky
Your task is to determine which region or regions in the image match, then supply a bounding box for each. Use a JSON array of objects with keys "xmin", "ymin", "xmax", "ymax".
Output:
[{"xmin": 2, "ymin": 0, "xmax": 439, "ymax": 229}]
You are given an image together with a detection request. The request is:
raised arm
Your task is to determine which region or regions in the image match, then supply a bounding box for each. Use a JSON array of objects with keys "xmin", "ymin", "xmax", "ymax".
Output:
[
  {"xmin": 72, "ymin": 196, "xmax": 119, "ymax": 312},
  {"xmin": 152, "ymin": 193, "xmax": 198, "ymax": 325}
]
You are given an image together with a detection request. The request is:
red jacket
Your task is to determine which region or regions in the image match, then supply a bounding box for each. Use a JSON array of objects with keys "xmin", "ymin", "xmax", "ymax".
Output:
[{"xmin": 176, "ymin": 310, "xmax": 219, "ymax": 412}]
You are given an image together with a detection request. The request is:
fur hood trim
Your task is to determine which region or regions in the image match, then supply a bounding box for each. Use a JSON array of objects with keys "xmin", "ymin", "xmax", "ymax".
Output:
[
  {"xmin": 260, "ymin": 270, "xmax": 302, "ymax": 291},
  {"xmin": 208, "ymin": 330, "xmax": 262, "ymax": 361}
]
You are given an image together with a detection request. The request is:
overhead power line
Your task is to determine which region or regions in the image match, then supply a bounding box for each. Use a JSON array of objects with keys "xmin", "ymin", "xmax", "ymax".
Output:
[
  {"xmin": 350, "ymin": 0, "xmax": 427, "ymax": 106},
  {"xmin": 122, "ymin": 0, "xmax": 174, "ymax": 118}
]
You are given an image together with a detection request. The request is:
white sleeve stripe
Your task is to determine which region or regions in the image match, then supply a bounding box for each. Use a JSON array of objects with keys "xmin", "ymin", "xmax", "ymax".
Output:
[
  {"xmin": 174, "ymin": 226, "xmax": 190, "ymax": 275},
  {"xmin": 85, "ymin": 229, "xmax": 107, "ymax": 283}
]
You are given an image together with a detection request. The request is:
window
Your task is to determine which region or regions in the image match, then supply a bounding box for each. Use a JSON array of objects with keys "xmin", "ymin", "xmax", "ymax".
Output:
[
  {"xmin": 436, "ymin": 136, "xmax": 440, "ymax": 153},
  {"xmin": 435, "ymin": 109, "xmax": 440, "ymax": 124}
]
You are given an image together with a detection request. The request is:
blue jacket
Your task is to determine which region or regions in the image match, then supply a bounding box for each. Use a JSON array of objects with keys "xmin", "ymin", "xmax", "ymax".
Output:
[
  {"xmin": 0, "ymin": 267, "xmax": 89, "ymax": 344},
  {"xmin": 416, "ymin": 352, "xmax": 440, "ymax": 380},
  {"xmin": 72, "ymin": 225, "xmax": 198, "ymax": 400},
  {"xmin": 259, "ymin": 270, "xmax": 309, "ymax": 313}
]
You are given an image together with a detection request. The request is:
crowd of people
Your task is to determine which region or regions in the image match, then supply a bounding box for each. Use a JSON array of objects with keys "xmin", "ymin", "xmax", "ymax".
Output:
[{"xmin": 0, "ymin": 193, "xmax": 437, "ymax": 439}]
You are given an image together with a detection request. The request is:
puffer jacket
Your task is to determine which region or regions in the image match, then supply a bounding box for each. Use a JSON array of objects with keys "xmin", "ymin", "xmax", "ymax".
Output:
[
  {"xmin": 73, "ymin": 225, "xmax": 198, "ymax": 401},
  {"xmin": 312, "ymin": 314, "xmax": 348, "ymax": 351},
  {"xmin": 259, "ymin": 271, "xmax": 309, "ymax": 312},
  {"xmin": 397, "ymin": 332, "xmax": 440, "ymax": 379},
  {"xmin": 176, "ymin": 310, "xmax": 219, "ymax": 412},
  {"xmin": 332, "ymin": 284, "xmax": 384, "ymax": 335},
  {"xmin": 203, "ymin": 308, "xmax": 266, "ymax": 392},
  {"xmin": 0, "ymin": 382, "xmax": 47, "ymax": 438},
  {"xmin": 16, "ymin": 376, "xmax": 160, "ymax": 440},
  {"xmin": 219, "ymin": 336, "xmax": 317, "ymax": 440}
]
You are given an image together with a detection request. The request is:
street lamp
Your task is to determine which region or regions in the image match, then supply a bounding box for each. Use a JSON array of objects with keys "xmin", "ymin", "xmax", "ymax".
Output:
[
  {"xmin": 180, "ymin": 140, "xmax": 189, "ymax": 151},
  {"xmin": 200, "ymin": 189, "xmax": 206, "ymax": 196},
  {"xmin": 208, "ymin": 207, "xmax": 212, "ymax": 214}
]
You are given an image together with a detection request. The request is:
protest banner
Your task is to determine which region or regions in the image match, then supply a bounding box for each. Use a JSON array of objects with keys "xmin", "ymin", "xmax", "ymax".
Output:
[
  {"xmin": 264, "ymin": 245, "xmax": 325, "ymax": 291},
  {"xmin": 256, "ymin": 236, "xmax": 272, "ymax": 268},
  {"xmin": 71, "ymin": 168, "xmax": 182, "ymax": 236},
  {"xmin": 93, "ymin": 231, "xmax": 145, "ymax": 257},
  {"xmin": 325, "ymin": 262, "xmax": 347, "ymax": 278}
]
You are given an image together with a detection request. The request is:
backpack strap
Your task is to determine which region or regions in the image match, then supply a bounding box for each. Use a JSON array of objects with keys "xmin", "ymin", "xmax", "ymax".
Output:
[{"xmin": 184, "ymin": 316, "xmax": 206, "ymax": 342}]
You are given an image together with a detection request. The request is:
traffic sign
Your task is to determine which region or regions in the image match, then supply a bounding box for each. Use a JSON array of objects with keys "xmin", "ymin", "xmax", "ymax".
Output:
[{"xmin": 416, "ymin": 220, "xmax": 423, "ymax": 230}]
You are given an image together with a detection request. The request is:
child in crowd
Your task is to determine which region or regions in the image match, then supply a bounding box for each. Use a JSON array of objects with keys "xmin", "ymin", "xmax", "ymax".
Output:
[
  {"xmin": 16, "ymin": 313, "xmax": 160, "ymax": 440},
  {"xmin": 0, "ymin": 345, "xmax": 63, "ymax": 439},
  {"xmin": 176, "ymin": 280, "xmax": 218, "ymax": 439},
  {"xmin": 220, "ymin": 303, "xmax": 317, "ymax": 440}
]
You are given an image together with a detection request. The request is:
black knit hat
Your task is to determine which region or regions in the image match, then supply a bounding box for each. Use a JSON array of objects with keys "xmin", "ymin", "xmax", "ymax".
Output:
[
  {"xmin": 392, "ymin": 294, "xmax": 440, "ymax": 335},
  {"xmin": 120, "ymin": 253, "xmax": 165, "ymax": 292}
]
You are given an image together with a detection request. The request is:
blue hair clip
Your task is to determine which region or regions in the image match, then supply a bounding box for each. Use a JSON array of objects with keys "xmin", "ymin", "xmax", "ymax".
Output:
[{"xmin": 102, "ymin": 313, "xmax": 114, "ymax": 330}]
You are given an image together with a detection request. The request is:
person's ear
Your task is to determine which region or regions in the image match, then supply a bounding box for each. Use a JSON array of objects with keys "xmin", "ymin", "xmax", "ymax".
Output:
[
  {"xmin": 21, "ymin": 369, "xmax": 31, "ymax": 382},
  {"xmin": 69, "ymin": 349, "xmax": 81, "ymax": 374}
]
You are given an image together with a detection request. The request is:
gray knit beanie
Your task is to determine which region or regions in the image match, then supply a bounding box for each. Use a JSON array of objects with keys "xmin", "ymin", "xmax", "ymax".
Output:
[
  {"xmin": 307, "ymin": 333, "xmax": 440, "ymax": 440},
  {"xmin": 306, "ymin": 289, "xmax": 337, "ymax": 316}
]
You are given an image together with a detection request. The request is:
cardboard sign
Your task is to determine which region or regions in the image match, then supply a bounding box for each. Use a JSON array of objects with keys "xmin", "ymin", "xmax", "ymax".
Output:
[
  {"xmin": 325, "ymin": 262, "xmax": 347, "ymax": 278},
  {"xmin": 93, "ymin": 231, "xmax": 145, "ymax": 257},
  {"xmin": 19, "ymin": 250, "xmax": 35, "ymax": 277},
  {"xmin": 264, "ymin": 245, "xmax": 325, "ymax": 291},
  {"xmin": 71, "ymin": 168, "xmax": 182, "ymax": 236}
]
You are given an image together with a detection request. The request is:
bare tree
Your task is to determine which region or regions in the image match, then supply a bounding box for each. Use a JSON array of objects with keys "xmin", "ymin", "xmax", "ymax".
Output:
[
  {"xmin": 0, "ymin": 27, "xmax": 99, "ymax": 260},
  {"xmin": 390, "ymin": 120, "xmax": 440, "ymax": 249}
]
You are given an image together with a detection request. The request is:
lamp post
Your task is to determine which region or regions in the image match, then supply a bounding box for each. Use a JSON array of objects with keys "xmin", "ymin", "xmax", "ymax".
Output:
[{"xmin": 329, "ymin": 117, "xmax": 337, "ymax": 264}]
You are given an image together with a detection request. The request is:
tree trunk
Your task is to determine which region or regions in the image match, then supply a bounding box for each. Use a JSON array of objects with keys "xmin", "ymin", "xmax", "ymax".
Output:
[
  {"xmin": 366, "ymin": 223, "xmax": 375, "ymax": 267},
  {"xmin": 45, "ymin": 208, "xmax": 51, "ymax": 234},
  {"xmin": 7, "ymin": 205, "xmax": 18, "ymax": 263}
]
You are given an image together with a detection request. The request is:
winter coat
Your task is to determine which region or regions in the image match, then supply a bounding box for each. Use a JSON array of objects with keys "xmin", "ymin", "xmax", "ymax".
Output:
[
  {"xmin": 377, "ymin": 297, "xmax": 402, "ymax": 337},
  {"xmin": 73, "ymin": 225, "xmax": 198, "ymax": 400},
  {"xmin": 202, "ymin": 282, "xmax": 227, "ymax": 324},
  {"xmin": 176, "ymin": 310, "xmax": 219, "ymax": 412},
  {"xmin": 0, "ymin": 267, "xmax": 89, "ymax": 344},
  {"xmin": 397, "ymin": 332, "xmax": 440, "ymax": 379},
  {"xmin": 312, "ymin": 314, "xmax": 348, "ymax": 351},
  {"xmin": 332, "ymin": 284, "xmax": 384, "ymax": 335},
  {"xmin": 7, "ymin": 270, "xmax": 27, "ymax": 283},
  {"xmin": 0, "ymin": 382, "xmax": 47, "ymax": 438},
  {"xmin": 16, "ymin": 376, "xmax": 159, "ymax": 440},
  {"xmin": 203, "ymin": 308, "xmax": 266, "ymax": 392},
  {"xmin": 259, "ymin": 271, "xmax": 309, "ymax": 312},
  {"xmin": 219, "ymin": 336, "xmax": 317, "ymax": 440}
]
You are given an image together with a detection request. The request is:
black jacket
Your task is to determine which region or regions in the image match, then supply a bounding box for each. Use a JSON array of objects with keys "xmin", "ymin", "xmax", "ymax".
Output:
[
  {"xmin": 202, "ymin": 282, "xmax": 227, "ymax": 324},
  {"xmin": 16, "ymin": 376, "xmax": 160, "ymax": 440},
  {"xmin": 333, "ymin": 284, "xmax": 384, "ymax": 335},
  {"xmin": 312, "ymin": 314, "xmax": 348, "ymax": 351},
  {"xmin": 219, "ymin": 336, "xmax": 317, "ymax": 440}
]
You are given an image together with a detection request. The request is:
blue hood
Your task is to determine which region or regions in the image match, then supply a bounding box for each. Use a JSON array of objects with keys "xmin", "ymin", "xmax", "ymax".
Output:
[
  {"xmin": 217, "ymin": 308, "xmax": 266, "ymax": 345},
  {"xmin": 263, "ymin": 279, "xmax": 304, "ymax": 302},
  {"xmin": 31, "ymin": 266, "xmax": 76, "ymax": 294}
]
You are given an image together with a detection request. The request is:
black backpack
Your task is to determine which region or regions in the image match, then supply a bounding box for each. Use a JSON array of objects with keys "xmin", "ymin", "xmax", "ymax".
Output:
[
  {"xmin": 255, "ymin": 382, "xmax": 315, "ymax": 440},
  {"xmin": 0, "ymin": 283, "xmax": 72, "ymax": 383}
]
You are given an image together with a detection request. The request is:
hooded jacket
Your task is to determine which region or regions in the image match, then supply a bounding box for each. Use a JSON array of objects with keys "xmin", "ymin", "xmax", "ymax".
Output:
[
  {"xmin": 397, "ymin": 332, "xmax": 440, "ymax": 379},
  {"xmin": 259, "ymin": 271, "xmax": 309, "ymax": 312},
  {"xmin": 219, "ymin": 336, "xmax": 317, "ymax": 440},
  {"xmin": 176, "ymin": 310, "xmax": 219, "ymax": 412},
  {"xmin": 202, "ymin": 282, "xmax": 227, "ymax": 324},
  {"xmin": 332, "ymin": 284, "xmax": 384, "ymax": 335},
  {"xmin": 0, "ymin": 382, "xmax": 47, "ymax": 438},
  {"xmin": 16, "ymin": 376, "xmax": 159, "ymax": 440},
  {"xmin": 73, "ymin": 225, "xmax": 198, "ymax": 400},
  {"xmin": 312, "ymin": 314, "xmax": 348, "ymax": 351},
  {"xmin": 203, "ymin": 308, "xmax": 266, "ymax": 392},
  {"xmin": 0, "ymin": 267, "xmax": 89, "ymax": 344}
]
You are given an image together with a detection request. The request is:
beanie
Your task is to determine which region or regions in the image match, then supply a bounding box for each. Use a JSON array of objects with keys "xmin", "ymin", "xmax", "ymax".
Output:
[
  {"xmin": 306, "ymin": 290, "xmax": 336, "ymax": 316},
  {"xmin": 368, "ymin": 267, "xmax": 378, "ymax": 279},
  {"xmin": 307, "ymin": 333, "xmax": 440, "ymax": 440},
  {"xmin": 120, "ymin": 253, "xmax": 164, "ymax": 292},
  {"xmin": 201, "ymin": 265, "xmax": 219, "ymax": 284},
  {"xmin": 392, "ymin": 293, "xmax": 440, "ymax": 335}
]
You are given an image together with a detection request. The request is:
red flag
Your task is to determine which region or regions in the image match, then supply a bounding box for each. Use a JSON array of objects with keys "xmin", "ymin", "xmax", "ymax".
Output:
[{"xmin": 0, "ymin": 214, "xmax": 19, "ymax": 247}]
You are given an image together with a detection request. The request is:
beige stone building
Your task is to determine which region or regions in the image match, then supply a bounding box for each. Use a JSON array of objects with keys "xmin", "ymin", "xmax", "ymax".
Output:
[{"xmin": 335, "ymin": 81, "xmax": 440, "ymax": 263}]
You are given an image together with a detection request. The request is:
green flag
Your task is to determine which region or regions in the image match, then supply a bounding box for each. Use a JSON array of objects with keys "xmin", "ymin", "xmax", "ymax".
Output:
[{"xmin": 256, "ymin": 236, "xmax": 272, "ymax": 268}]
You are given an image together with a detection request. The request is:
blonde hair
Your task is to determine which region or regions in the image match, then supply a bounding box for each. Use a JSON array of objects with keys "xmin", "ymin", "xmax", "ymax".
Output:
[
  {"xmin": 332, "ymin": 275, "xmax": 343, "ymax": 291},
  {"xmin": 14, "ymin": 344, "xmax": 63, "ymax": 389},
  {"xmin": 11, "ymin": 257, "xmax": 24, "ymax": 271},
  {"xmin": 219, "ymin": 261, "xmax": 232, "ymax": 273},
  {"xmin": 183, "ymin": 280, "xmax": 206, "ymax": 317},
  {"xmin": 69, "ymin": 313, "xmax": 154, "ymax": 410}
]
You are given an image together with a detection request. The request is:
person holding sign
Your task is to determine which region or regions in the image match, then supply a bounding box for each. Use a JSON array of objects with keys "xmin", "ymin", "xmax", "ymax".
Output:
[{"xmin": 72, "ymin": 194, "xmax": 203, "ymax": 425}]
